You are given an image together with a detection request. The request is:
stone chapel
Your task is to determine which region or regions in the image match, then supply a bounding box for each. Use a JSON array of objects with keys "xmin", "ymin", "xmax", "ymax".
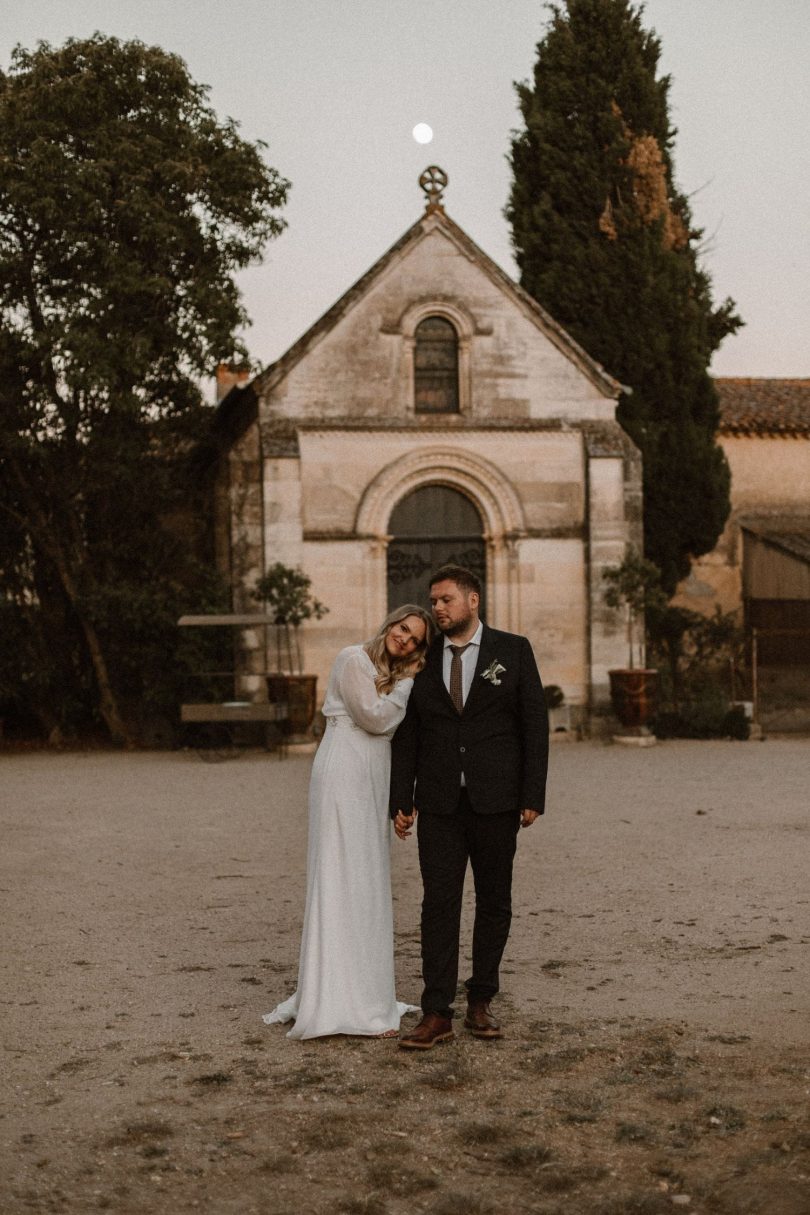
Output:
[{"xmin": 212, "ymin": 169, "xmax": 642, "ymax": 731}]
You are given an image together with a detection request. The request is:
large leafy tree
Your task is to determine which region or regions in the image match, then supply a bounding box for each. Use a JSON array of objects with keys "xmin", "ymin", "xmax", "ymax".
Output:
[
  {"xmin": 0, "ymin": 35, "xmax": 288, "ymax": 743},
  {"xmin": 507, "ymin": 0, "xmax": 742, "ymax": 591}
]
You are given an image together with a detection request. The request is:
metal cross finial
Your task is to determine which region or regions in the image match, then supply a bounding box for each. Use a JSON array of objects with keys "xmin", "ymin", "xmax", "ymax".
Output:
[{"xmin": 420, "ymin": 165, "xmax": 448, "ymax": 211}]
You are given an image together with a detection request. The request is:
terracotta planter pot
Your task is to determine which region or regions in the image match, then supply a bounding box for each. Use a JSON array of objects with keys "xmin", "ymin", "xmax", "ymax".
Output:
[
  {"xmin": 266, "ymin": 674, "xmax": 318, "ymax": 739},
  {"xmin": 608, "ymin": 669, "xmax": 658, "ymax": 729}
]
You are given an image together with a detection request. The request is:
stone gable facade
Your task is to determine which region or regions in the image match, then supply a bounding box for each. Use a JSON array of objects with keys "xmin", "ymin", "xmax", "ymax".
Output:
[{"xmin": 214, "ymin": 185, "xmax": 642, "ymax": 730}]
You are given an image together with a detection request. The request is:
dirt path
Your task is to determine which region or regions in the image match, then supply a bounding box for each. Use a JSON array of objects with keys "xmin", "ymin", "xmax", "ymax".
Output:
[{"xmin": 2, "ymin": 740, "xmax": 808, "ymax": 1213}]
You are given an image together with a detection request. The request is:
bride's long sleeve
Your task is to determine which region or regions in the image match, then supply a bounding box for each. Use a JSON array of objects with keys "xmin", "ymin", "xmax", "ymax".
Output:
[{"xmin": 339, "ymin": 652, "xmax": 413, "ymax": 735}]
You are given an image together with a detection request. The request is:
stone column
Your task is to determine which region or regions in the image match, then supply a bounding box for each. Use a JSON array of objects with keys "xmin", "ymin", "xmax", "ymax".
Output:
[{"xmin": 586, "ymin": 431, "xmax": 643, "ymax": 724}]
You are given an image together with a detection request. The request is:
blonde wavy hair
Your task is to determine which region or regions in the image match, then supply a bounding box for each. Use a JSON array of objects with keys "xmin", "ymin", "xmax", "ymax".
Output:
[{"xmin": 365, "ymin": 604, "xmax": 435, "ymax": 694}]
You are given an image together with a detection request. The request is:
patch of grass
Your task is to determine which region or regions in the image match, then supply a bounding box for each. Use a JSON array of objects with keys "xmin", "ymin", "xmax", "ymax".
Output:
[
  {"xmin": 498, "ymin": 1143, "xmax": 553, "ymax": 1171},
  {"xmin": 561, "ymin": 1109, "xmax": 600, "ymax": 1125},
  {"xmin": 526, "ymin": 1019, "xmax": 555, "ymax": 1036},
  {"xmin": 417, "ymin": 1057, "xmax": 474, "ymax": 1091},
  {"xmin": 615, "ymin": 1121, "xmax": 656, "ymax": 1144},
  {"xmin": 53, "ymin": 1057, "xmax": 92, "ymax": 1075},
  {"xmin": 237, "ymin": 1056, "xmax": 269, "ymax": 1080},
  {"xmin": 555, "ymin": 1091, "xmax": 604, "ymax": 1124},
  {"xmin": 313, "ymin": 1126, "xmax": 353, "ymax": 1151},
  {"xmin": 428, "ymin": 1194, "xmax": 495, "ymax": 1215},
  {"xmin": 533, "ymin": 1169, "xmax": 577, "ymax": 1193},
  {"xmin": 596, "ymin": 1194, "xmax": 672, "ymax": 1215},
  {"xmin": 276, "ymin": 1065, "xmax": 339, "ymax": 1090},
  {"xmin": 527, "ymin": 1047, "xmax": 586, "ymax": 1075},
  {"xmin": 706, "ymin": 1103, "xmax": 746, "ymax": 1133},
  {"xmin": 653, "ymin": 1083, "xmax": 697, "ymax": 1103},
  {"xmin": 606, "ymin": 1068, "xmax": 637, "ymax": 1086},
  {"xmin": 568, "ymin": 1162, "xmax": 611, "ymax": 1184},
  {"xmin": 638, "ymin": 1043, "xmax": 678, "ymax": 1074},
  {"xmin": 669, "ymin": 1119, "xmax": 701, "ymax": 1148},
  {"xmin": 456, "ymin": 1120, "xmax": 508, "ymax": 1146},
  {"xmin": 191, "ymin": 1071, "xmax": 232, "ymax": 1086},
  {"xmin": 258, "ymin": 1152, "xmax": 298, "ymax": 1174},
  {"xmin": 366, "ymin": 1162, "xmax": 438, "ymax": 1194},
  {"xmin": 105, "ymin": 1119, "xmax": 173, "ymax": 1148},
  {"xmin": 300, "ymin": 1113, "xmax": 355, "ymax": 1151},
  {"xmin": 336, "ymin": 1195, "xmax": 387, "ymax": 1215}
]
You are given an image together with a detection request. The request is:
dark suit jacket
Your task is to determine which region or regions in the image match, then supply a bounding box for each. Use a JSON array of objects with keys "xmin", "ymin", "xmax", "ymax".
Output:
[{"xmin": 389, "ymin": 624, "xmax": 549, "ymax": 818}]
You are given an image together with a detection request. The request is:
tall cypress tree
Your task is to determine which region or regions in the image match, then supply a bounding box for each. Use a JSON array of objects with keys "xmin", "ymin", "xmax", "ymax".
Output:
[{"xmin": 507, "ymin": 0, "xmax": 742, "ymax": 592}]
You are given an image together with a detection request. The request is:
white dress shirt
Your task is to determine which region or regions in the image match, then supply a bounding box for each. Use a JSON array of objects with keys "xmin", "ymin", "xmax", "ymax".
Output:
[{"xmin": 442, "ymin": 621, "xmax": 484, "ymax": 707}]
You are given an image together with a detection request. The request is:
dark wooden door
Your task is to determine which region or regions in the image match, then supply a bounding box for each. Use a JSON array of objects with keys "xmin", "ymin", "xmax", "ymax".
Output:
[{"xmin": 387, "ymin": 485, "xmax": 486, "ymax": 616}]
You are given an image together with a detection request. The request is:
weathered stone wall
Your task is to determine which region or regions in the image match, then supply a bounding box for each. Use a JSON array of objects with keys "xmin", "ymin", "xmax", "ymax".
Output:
[
  {"xmin": 262, "ymin": 221, "xmax": 616, "ymax": 427},
  {"xmin": 295, "ymin": 429, "xmax": 585, "ymax": 537},
  {"xmin": 250, "ymin": 430, "xmax": 636, "ymax": 722},
  {"xmin": 224, "ymin": 425, "xmax": 263, "ymax": 612}
]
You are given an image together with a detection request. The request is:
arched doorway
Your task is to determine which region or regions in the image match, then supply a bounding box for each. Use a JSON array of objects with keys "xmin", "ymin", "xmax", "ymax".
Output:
[{"xmin": 387, "ymin": 485, "xmax": 486, "ymax": 614}]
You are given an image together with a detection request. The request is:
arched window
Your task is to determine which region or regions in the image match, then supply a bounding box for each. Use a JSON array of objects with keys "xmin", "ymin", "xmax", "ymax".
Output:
[
  {"xmin": 387, "ymin": 485, "xmax": 486, "ymax": 614},
  {"xmin": 414, "ymin": 316, "xmax": 459, "ymax": 413}
]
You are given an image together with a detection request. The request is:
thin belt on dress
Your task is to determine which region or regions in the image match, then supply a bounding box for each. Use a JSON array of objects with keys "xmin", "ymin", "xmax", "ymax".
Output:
[{"xmin": 325, "ymin": 716, "xmax": 389, "ymax": 738}]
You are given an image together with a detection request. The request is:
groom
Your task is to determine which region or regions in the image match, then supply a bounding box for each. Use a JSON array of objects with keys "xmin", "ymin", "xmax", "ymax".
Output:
[{"xmin": 390, "ymin": 564, "xmax": 549, "ymax": 1049}]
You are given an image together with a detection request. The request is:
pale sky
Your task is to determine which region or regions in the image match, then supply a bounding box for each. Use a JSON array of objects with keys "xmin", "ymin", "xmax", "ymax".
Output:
[{"xmin": 5, "ymin": 1, "xmax": 809, "ymax": 386}]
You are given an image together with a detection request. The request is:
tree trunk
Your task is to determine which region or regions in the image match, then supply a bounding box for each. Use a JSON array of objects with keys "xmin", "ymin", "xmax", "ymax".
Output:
[
  {"xmin": 37, "ymin": 519, "xmax": 136, "ymax": 747},
  {"xmin": 78, "ymin": 612, "xmax": 135, "ymax": 746}
]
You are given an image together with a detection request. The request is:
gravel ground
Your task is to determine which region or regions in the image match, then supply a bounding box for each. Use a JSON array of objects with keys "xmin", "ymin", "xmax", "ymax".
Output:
[{"xmin": 1, "ymin": 739, "xmax": 808, "ymax": 1214}]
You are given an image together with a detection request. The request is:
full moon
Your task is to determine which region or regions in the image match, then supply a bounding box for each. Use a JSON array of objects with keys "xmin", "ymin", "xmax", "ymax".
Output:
[{"xmin": 412, "ymin": 123, "xmax": 433, "ymax": 145}]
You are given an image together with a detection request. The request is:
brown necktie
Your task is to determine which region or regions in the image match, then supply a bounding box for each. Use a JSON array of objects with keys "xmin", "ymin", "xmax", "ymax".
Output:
[{"xmin": 449, "ymin": 644, "xmax": 471, "ymax": 714}]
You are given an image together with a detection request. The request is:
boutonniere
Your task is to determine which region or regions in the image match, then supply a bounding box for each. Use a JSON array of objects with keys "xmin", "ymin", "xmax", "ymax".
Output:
[{"xmin": 481, "ymin": 659, "xmax": 506, "ymax": 686}]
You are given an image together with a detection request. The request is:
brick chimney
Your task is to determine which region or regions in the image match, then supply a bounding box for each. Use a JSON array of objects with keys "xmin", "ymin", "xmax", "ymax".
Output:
[{"xmin": 215, "ymin": 362, "xmax": 252, "ymax": 402}]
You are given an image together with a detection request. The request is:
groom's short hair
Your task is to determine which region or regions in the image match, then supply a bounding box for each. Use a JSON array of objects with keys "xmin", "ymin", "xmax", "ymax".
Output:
[{"xmin": 429, "ymin": 564, "xmax": 482, "ymax": 597}]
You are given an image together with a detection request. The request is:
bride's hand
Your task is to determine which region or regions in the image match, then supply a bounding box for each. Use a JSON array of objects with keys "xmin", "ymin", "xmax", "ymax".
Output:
[
  {"xmin": 399, "ymin": 654, "xmax": 426, "ymax": 678},
  {"xmin": 393, "ymin": 809, "xmax": 416, "ymax": 840}
]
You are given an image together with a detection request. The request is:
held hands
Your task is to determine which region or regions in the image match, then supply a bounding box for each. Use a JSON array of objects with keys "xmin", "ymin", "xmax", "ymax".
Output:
[
  {"xmin": 396, "ymin": 808, "xmax": 536, "ymax": 834},
  {"xmin": 394, "ymin": 809, "xmax": 416, "ymax": 840}
]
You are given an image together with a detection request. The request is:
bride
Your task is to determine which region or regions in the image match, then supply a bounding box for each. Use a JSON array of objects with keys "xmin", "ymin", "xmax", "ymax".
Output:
[{"xmin": 263, "ymin": 604, "xmax": 435, "ymax": 1039}]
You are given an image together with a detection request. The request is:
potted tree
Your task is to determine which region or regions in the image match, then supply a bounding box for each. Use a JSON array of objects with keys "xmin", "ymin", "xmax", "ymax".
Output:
[
  {"xmin": 251, "ymin": 563, "xmax": 328, "ymax": 741},
  {"xmin": 603, "ymin": 548, "xmax": 666, "ymax": 735}
]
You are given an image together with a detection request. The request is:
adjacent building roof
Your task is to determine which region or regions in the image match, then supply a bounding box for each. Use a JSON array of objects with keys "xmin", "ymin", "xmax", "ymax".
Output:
[
  {"xmin": 716, "ymin": 378, "xmax": 810, "ymax": 436},
  {"xmin": 741, "ymin": 519, "xmax": 810, "ymax": 566},
  {"xmin": 741, "ymin": 518, "xmax": 810, "ymax": 599}
]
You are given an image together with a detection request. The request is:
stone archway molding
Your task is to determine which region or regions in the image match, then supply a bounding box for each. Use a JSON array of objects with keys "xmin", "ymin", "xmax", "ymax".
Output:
[
  {"xmin": 355, "ymin": 447, "xmax": 526, "ymax": 540},
  {"xmin": 397, "ymin": 298, "xmax": 477, "ymax": 342}
]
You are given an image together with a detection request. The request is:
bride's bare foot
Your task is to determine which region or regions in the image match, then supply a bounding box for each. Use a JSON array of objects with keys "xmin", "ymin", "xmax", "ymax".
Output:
[{"xmin": 375, "ymin": 1028, "xmax": 399, "ymax": 1038}]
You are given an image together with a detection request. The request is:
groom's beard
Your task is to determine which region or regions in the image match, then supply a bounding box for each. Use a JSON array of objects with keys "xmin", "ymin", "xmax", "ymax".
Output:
[{"xmin": 438, "ymin": 612, "xmax": 474, "ymax": 639}]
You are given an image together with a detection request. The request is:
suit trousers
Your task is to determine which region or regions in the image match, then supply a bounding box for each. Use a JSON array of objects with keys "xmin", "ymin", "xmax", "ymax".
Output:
[{"xmin": 416, "ymin": 789, "xmax": 519, "ymax": 1017}]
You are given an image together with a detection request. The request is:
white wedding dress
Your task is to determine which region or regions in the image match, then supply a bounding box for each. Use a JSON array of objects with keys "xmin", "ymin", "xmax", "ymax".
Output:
[{"xmin": 262, "ymin": 646, "xmax": 418, "ymax": 1038}]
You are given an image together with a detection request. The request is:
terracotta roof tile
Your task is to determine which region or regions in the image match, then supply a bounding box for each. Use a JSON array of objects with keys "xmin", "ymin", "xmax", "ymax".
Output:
[{"xmin": 716, "ymin": 378, "xmax": 810, "ymax": 435}]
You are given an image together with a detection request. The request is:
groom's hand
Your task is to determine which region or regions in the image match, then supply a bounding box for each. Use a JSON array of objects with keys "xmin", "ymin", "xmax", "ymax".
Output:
[
  {"xmin": 394, "ymin": 809, "xmax": 416, "ymax": 840},
  {"xmin": 520, "ymin": 809, "xmax": 540, "ymax": 828}
]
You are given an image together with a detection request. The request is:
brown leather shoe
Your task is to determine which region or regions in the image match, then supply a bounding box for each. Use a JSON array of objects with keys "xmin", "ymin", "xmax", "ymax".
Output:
[
  {"xmin": 464, "ymin": 999, "xmax": 503, "ymax": 1039},
  {"xmin": 398, "ymin": 1012, "xmax": 454, "ymax": 1050}
]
